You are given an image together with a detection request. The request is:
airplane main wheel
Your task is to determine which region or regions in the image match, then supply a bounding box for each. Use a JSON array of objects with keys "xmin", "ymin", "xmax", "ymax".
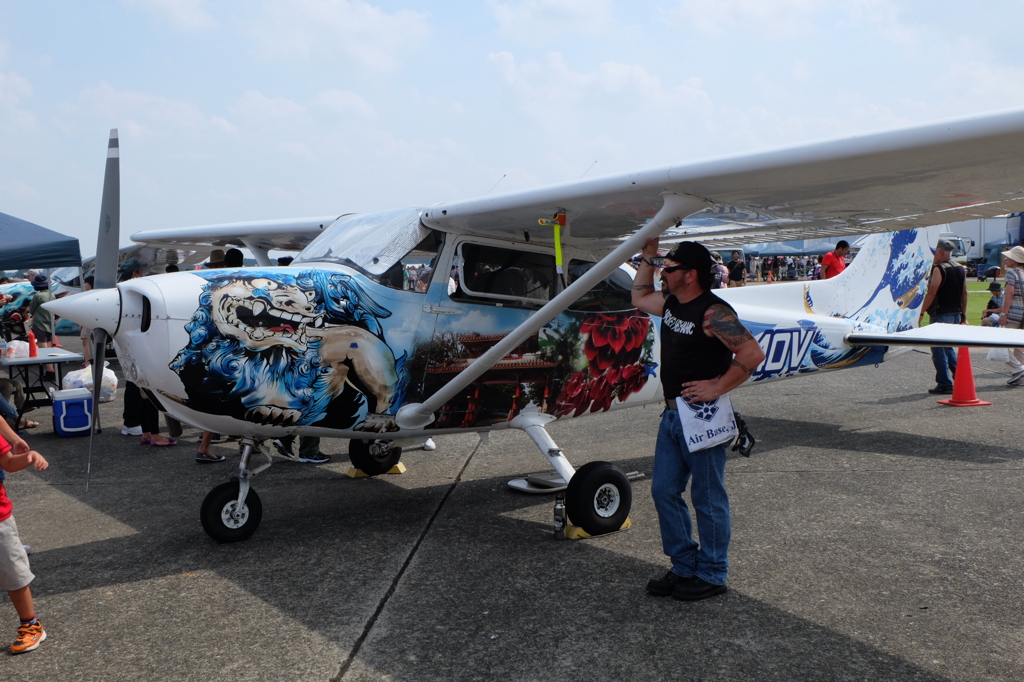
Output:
[
  {"xmin": 349, "ymin": 439, "xmax": 402, "ymax": 476},
  {"xmin": 565, "ymin": 461, "xmax": 632, "ymax": 536},
  {"xmin": 201, "ymin": 480, "xmax": 263, "ymax": 543}
]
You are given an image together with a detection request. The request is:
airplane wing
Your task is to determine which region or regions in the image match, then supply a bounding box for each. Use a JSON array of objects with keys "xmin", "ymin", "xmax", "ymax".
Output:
[
  {"xmin": 847, "ymin": 323, "xmax": 1024, "ymax": 348},
  {"xmin": 130, "ymin": 216, "xmax": 343, "ymax": 255},
  {"xmin": 82, "ymin": 244, "xmax": 209, "ymax": 274},
  {"xmin": 420, "ymin": 108, "xmax": 1024, "ymax": 251}
]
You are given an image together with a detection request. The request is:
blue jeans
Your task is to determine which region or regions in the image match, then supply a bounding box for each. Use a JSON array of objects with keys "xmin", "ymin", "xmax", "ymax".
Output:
[
  {"xmin": 651, "ymin": 408, "xmax": 730, "ymax": 585},
  {"xmin": 0, "ymin": 394, "xmax": 16, "ymax": 422},
  {"xmin": 929, "ymin": 312, "xmax": 960, "ymax": 387}
]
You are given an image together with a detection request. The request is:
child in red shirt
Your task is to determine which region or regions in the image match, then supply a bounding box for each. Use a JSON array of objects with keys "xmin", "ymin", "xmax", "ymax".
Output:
[{"xmin": 0, "ymin": 417, "xmax": 48, "ymax": 654}]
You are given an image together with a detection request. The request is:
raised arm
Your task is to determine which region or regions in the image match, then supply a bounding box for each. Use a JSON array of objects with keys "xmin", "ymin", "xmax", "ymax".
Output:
[{"xmin": 631, "ymin": 237, "xmax": 665, "ymax": 317}]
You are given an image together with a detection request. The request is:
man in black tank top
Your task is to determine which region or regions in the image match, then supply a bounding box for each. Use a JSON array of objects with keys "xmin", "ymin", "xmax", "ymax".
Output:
[
  {"xmin": 631, "ymin": 239, "xmax": 765, "ymax": 601},
  {"xmin": 918, "ymin": 239, "xmax": 968, "ymax": 395}
]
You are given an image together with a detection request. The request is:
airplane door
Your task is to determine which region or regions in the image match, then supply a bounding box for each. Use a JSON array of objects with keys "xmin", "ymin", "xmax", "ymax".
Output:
[{"xmin": 422, "ymin": 238, "xmax": 558, "ymax": 429}]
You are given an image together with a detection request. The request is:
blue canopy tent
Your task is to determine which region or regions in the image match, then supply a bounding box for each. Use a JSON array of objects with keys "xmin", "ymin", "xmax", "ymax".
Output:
[
  {"xmin": 745, "ymin": 239, "xmax": 835, "ymax": 256},
  {"xmin": 0, "ymin": 211, "xmax": 82, "ymax": 270}
]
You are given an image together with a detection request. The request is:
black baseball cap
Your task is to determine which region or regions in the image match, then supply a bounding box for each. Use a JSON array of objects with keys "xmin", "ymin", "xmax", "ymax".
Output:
[{"xmin": 651, "ymin": 241, "xmax": 713, "ymax": 272}]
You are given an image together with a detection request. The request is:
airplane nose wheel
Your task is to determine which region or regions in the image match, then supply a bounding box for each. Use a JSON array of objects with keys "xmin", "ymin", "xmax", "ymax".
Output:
[
  {"xmin": 201, "ymin": 480, "xmax": 263, "ymax": 543},
  {"xmin": 565, "ymin": 461, "xmax": 632, "ymax": 536},
  {"xmin": 349, "ymin": 439, "xmax": 403, "ymax": 476}
]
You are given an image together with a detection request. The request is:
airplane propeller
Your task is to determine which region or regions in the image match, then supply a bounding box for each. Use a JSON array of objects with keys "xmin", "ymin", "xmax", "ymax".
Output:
[{"xmin": 84, "ymin": 129, "xmax": 122, "ymax": 488}]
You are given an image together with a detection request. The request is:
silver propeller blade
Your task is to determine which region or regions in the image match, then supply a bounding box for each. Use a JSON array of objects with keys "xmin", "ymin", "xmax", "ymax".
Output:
[{"xmin": 86, "ymin": 129, "xmax": 120, "ymax": 489}]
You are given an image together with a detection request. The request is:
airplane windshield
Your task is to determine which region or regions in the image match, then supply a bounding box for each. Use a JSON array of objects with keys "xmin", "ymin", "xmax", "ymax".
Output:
[{"xmin": 294, "ymin": 208, "xmax": 427, "ymax": 275}]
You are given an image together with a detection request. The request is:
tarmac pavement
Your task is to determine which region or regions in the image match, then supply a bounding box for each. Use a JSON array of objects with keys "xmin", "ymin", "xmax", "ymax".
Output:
[{"xmin": 3, "ymin": 338, "xmax": 1024, "ymax": 681}]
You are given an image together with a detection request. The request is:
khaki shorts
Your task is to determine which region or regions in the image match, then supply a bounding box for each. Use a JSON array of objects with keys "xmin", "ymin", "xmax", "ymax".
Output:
[
  {"xmin": 0, "ymin": 516, "xmax": 34, "ymax": 592},
  {"xmin": 728, "ymin": 280, "xmax": 746, "ymax": 287}
]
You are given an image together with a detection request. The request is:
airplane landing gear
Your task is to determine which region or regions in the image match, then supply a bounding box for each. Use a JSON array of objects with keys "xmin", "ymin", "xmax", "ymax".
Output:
[
  {"xmin": 509, "ymin": 413, "xmax": 633, "ymax": 537},
  {"xmin": 349, "ymin": 439, "xmax": 402, "ymax": 476},
  {"xmin": 565, "ymin": 461, "xmax": 632, "ymax": 536},
  {"xmin": 201, "ymin": 437, "xmax": 273, "ymax": 543},
  {"xmin": 201, "ymin": 480, "xmax": 262, "ymax": 543}
]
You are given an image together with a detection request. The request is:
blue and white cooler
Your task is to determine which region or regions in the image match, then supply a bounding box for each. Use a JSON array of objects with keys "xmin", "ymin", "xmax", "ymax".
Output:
[{"xmin": 50, "ymin": 387, "xmax": 93, "ymax": 437}]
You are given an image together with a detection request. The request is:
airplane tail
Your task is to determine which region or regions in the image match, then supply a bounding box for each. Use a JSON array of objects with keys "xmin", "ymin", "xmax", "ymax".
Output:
[
  {"xmin": 722, "ymin": 228, "xmax": 934, "ymax": 333},
  {"xmin": 801, "ymin": 228, "xmax": 933, "ymax": 332}
]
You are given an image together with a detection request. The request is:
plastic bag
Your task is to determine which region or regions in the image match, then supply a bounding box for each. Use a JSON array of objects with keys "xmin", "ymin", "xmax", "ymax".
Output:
[
  {"xmin": 987, "ymin": 347, "xmax": 1010, "ymax": 363},
  {"xmin": 6, "ymin": 340, "xmax": 28, "ymax": 359},
  {"xmin": 63, "ymin": 367, "xmax": 90, "ymax": 390},
  {"xmin": 62, "ymin": 362, "xmax": 119, "ymax": 402}
]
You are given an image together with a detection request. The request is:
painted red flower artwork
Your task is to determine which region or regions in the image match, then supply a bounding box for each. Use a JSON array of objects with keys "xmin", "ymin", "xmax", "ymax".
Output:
[{"xmin": 553, "ymin": 311, "xmax": 656, "ymax": 417}]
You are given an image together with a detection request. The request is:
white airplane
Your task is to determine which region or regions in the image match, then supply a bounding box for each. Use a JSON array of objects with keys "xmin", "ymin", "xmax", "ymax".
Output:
[{"xmin": 47, "ymin": 112, "xmax": 1024, "ymax": 543}]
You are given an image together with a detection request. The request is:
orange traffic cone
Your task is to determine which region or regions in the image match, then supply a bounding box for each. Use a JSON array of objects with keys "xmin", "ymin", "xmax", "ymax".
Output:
[{"xmin": 937, "ymin": 347, "xmax": 992, "ymax": 407}]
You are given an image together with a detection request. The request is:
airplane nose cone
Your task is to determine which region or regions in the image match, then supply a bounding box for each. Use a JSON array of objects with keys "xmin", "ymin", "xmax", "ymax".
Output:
[{"xmin": 43, "ymin": 288, "xmax": 122, "ymax": 334}]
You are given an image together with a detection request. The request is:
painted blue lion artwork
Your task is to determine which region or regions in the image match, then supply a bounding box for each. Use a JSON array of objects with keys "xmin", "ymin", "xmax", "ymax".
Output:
[{"xmin": 170, "ymin": 270, "xmax": 407, "ymax": 430}]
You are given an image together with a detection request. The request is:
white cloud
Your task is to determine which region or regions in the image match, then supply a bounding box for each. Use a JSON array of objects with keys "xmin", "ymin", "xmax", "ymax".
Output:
[
  {"xmin": 230, "ymin": 90, "xmax": 307, "ymax": 119},
  {"xmin": 228, "ymin": 90, "xmax": 308, "ymax": 136},
  {"xmin": 668, "ymin": 0, "xmax": 914, "ymax": 42},
  {"xmin": 121, "ymin": 0, "xmax": 216, "ymax": 30},
  {"xmin": 487, "ymin": 51, "xmax": 714, "ymax": 132},
  {"xmin": 0, "ymin": 178, "xmax": 41, "ymax": 204},
  {"xmin": 489, "ymin": 0, "xmax": 614, "ymax": 43},
  {"xmin": 312, "ymin": 89, "xmax": 375, "ymax": 117},
  {"xmin": 0, "ymin": 68, "xmax": 36, "ymax": 133},
  {"xmin": 791, "ymin": 59, "xmax": 813, "ymax": 82},
  {"xmin": 670, "ymin": 0, "xmax": 823, "ymax": 37},
  {"xmin": 75, "ymin": 83, "xmax": 213, "ymax": 138},
  {"xmin": 275, "ymin": 140, "xmax": 316, "ymax": 160},
  {"xmin": 246, "ymin": 0, "xmax": 430, "ymax": 72},
  {"xmin": 0, "ymin": 42, "xmax": 34, "ymax": 132},
  {"xmin": 934, "ymin": 57, "xmax": 1024, "ymax": 113},
  {"xmin": 0, "ymin": 69, "xmax": 32, "ymax": 108}
]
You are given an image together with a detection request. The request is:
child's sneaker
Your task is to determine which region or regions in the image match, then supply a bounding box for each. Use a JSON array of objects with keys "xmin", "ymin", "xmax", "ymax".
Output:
[{"xmin": 10, "ymin": 620, "xmax": 46, "ymax": 654}]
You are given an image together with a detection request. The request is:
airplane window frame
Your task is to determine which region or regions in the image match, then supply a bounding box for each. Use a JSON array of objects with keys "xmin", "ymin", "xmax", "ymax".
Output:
[
  {"xmin": 374, "ymin": 231, "xmax": 445, "ymax": 293},
  {"xmin": 452, "ymin": 240, "xmax": 557, "ymax": 309},
  {"xmin": 565, "ymin": 260, "xmax": 636, "ymax": 313}
]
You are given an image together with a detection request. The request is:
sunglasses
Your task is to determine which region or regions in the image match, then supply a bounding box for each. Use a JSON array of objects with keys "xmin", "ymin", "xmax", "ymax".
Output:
[{"xmin": 648, "ymin": 256, "xmax": 685, "ymax": 271}]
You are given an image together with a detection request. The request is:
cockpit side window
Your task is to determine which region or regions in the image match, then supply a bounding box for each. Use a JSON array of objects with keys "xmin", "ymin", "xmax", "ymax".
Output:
[
  {"xmin": 453, "ymin": 242, "xmax": 556, "ymax": 308},
  {"xmin": 377, "ymin": 231, "xmax": 444, "ymax": 292},
  {"xmin": 565, "ymin": 260, "xmax": 635, "ymax": 312}
]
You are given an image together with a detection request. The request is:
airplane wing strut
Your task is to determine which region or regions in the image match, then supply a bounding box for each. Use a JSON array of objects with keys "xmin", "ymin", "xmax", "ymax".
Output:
[{"xmin": 394, "ymin": 192, "xmax": 710, "ymax": 429}]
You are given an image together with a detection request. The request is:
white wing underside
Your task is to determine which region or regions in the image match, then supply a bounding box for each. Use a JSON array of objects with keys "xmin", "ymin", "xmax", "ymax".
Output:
[
  {"xmin": 848, "ymin": 323, "xmax": 1024, "ymax": 348},
  {"xmin": 131, "ymin": 216, "xmax": 342, "ymax": 253},
  {"xmin": 130, "ymin": 109, "xmax": 1024, "ymax": 253},
  {"xmin": 421, "ymin": 108, "xmax": 1024, "ymax": 251}
]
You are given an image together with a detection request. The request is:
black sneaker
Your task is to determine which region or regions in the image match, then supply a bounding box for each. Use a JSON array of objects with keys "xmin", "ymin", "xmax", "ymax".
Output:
[
  {"xmin": 927, "ymin": 385, "xmax": 953, "ymax": 395},
  {"xmin": 646, "ymin": 570, "xmax": 692, "ymax": 597},
  {"xmin": 195, "ymin": 451, "xmax": 226, "ymax": 463},
  {"xmin": 297, "ymin": 452, "xmax": 331, "ymax": 464},
  {"xmin": 672, "ymin": 576, "xmax": 728, "ymax": 601},
  {"xmin": 271, "ymin": 439, "xmax": 297, "ymax": 460}
]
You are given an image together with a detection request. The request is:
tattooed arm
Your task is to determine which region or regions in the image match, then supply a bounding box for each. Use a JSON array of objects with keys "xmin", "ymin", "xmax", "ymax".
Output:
[
  {"xmin": 680, "ymin": 303, "xmax": 765, "ymax": 402},
  {"xmin": 631, "ymin": 237, "xmax": 666, "ymax": 316}
]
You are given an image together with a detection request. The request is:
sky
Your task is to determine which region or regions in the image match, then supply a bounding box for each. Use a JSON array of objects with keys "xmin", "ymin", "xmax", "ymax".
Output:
[{"xmin": 3, "ymin": 0, "xmax": 1024, "ymax": 257}]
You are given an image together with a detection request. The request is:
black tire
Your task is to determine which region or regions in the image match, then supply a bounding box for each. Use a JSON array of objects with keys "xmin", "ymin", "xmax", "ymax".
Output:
[
  {"xmin": 349, "ymin": 439, "xmax": 402, "ymax": 476},
  {"xmin": 565, "ymin": 461, "xmax": 632, "ymax": 536},
  {"xmin": 200, "ymin": 480, "xmax": 263, "ymax": 543}
]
